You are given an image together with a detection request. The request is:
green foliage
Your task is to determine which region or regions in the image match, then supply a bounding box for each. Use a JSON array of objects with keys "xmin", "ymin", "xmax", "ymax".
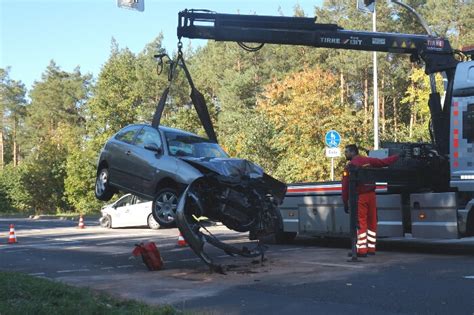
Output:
[
  {"xmin": 259, "ymin": 68, "xmax": 369, "ymax": 182},
  {"xmin": 21, "ymin": 139, "xmax": 68, "ymax": 214},
  {"xmin": 0, "ymin": 164, "xmax": 31, "ymax": 213}
]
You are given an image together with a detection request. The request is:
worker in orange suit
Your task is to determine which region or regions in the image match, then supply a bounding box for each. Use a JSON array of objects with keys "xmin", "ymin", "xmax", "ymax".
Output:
[{"xmin": 341, "ymin": 144, "xmax": 399, "ymax": 257}]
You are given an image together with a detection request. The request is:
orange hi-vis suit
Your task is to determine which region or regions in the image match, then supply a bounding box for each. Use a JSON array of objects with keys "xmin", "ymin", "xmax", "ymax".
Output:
[{"xmin": 342, "ymin": 154, "xmax": 399, "ymax": 255}]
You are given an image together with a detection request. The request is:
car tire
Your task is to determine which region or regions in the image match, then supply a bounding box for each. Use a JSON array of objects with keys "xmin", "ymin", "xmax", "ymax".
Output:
[
  {"xmin": 152, "ymin": 188, "xmax": 179, "ymax": 228},
  {"xmin": 95, "ymin": 168, "xmax": 115, "ymax": 201},
  {"xmin": 147, "ymin": 214, "xmax": 160, "ymax": 230},
  {"xmin": 99, "ymin": 215, "xmax": 112, "ymax": 228}
]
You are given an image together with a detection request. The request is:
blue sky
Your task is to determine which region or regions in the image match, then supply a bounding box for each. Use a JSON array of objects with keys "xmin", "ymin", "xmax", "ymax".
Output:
[{"xmin": 1, "ymin": 0, "xmax": 322, "ymax": 91}]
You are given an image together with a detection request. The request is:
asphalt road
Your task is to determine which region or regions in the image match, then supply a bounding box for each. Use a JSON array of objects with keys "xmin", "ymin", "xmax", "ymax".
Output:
[{"xmin": 1, "ymin": 217, "xmax": 473, "ymax": 315}]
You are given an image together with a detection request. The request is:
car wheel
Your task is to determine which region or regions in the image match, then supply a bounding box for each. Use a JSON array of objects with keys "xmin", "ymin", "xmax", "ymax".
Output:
[
  {"xmin": 147, "ymin": 214, "xmax": 160, "ymax": 230},
  {"xmin": 100, "ymin": 215, "xmax": 112, "ymax": 228},
  {"xmin": 152, "ymin": 188, "xmax": 179, "ymax": 228},
  {"xmin": 95, "ymin": 168, "xmax": 115, "ymax": 201}
]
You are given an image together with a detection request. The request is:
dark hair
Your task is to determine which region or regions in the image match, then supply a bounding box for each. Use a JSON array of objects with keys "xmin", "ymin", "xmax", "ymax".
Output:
[{"xmin": 345, "ymin": 144, "xmax": 359, "ymax": 155}]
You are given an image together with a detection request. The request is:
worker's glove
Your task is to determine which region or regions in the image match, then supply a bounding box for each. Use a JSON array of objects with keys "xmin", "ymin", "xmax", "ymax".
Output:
[{"xmin": 344, "ymin": 203, "xmax": 349, "ymax": 214}]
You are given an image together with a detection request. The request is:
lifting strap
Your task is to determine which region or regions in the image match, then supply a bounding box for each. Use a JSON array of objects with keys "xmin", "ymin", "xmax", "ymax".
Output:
[{"xmin": 151, "ymin": 43, "xmax": 218, "ymax": 143}]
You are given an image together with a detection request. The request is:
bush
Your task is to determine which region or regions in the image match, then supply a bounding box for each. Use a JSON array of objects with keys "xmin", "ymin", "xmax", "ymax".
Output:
[{"xmin": 0, "ymin": 164, "xmax": 32, "ymax": 213}]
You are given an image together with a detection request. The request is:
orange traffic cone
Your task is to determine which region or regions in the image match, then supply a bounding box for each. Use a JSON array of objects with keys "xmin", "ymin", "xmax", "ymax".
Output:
[
  {"xmin": 77, "ymin": 215, "xmax": 85, "ymax": 229},
  {"xmin": 8, "ymin": 224, "xmax": 17, "ymax": 244},
  {"xmin": 177, "ymin": 232, "xmax": 187, "ymax": 247}
]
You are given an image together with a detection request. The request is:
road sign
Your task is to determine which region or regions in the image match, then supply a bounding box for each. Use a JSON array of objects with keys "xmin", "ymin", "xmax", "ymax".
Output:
[
  {"xmin": 357, "ymin": 0, "xmax": 375, "ymax": 13},
  {"xmin": 325, "ymin": 147, "xmax": 341, "ymax": 158},
  {"xmin": 325, "ymin": 130, "xmax": 341, "ymax": 148},
  {"xmin": 117, "ymin": 0, "xmax": 144, "ymax": 12}
]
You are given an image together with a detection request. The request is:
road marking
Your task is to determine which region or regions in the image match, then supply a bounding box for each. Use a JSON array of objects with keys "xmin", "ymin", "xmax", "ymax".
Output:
[
  {"xmin": 28, "ymin": 272, "xmax": 45, "ymax": 276},
  {"xmin": 57, "ymin": 268, "xmax": 90, "ymax": 273},
  {"xmin": 299, "ymin": 261, "xmax": 364, "ymax": 269},
  {"xmin": 116, "ymin": 265, "xmax": 134, "ymax": 269},
  {"xmin": 218, "ymin": 255, "xmax": 231, "ymax": 258},
  {"xmin": 463, "ymin": 276, "xmax": 474, "ymax": 279},
  {"xmin": 3, "ymin": 249, "xmax": 30, "ymax": 253},
  {"xmin": 177, "ymin": 258, "xmax": 201, "ymax": 262},
  {"xmin": 0, "ymin": 241, "xmax": 83, "ymax": 250},
  {"xmin": 96, "ymin": 240, "xmax": 177, "ymax": 247},
  {"xmin": 279, "ymin": 248, "xmax": 303, "ymax": 252},
  {"xmin": 100, "ymin": 267, "xmax": 115, "ymax": 270}
]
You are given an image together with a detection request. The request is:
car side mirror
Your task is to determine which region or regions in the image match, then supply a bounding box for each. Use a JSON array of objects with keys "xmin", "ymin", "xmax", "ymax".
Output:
[{"xmin": 144, "ymin": 143, "xmax": 162, "ymax": 154}]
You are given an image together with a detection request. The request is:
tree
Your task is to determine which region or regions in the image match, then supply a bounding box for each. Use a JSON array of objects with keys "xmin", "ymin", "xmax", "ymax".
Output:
[
  {"xmin": 259, "ymin": 68, "xmax": 368, "ymax": 182},
  {"xmin": 0, "ymin": 68, "xmax": 28, "ymax": 167},
  {"xmin": 20, "ymin": 62, "xmax": 91, "ymax": 213}
]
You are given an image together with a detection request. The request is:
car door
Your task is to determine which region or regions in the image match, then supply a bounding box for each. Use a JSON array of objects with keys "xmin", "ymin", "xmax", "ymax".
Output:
[
  {"xmin": 107, "ymin": 125, "xmax": 142, "ymax": 191},
  {"xmin": 133, "ymin": 196, "xmax": 151, "ymax": 226},
  {"xmin": 129, "ymin": 126, "xmax": 170, "ymax": 197},
  {"xmin": 112, "ymin": 194, "xmax": 133, "ymax": 227}
]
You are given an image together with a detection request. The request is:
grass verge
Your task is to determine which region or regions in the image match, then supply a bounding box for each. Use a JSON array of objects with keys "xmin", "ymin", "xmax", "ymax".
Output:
[{"xmin": 0, "ymin": 272, "xmax": 176, "ymax": 314}]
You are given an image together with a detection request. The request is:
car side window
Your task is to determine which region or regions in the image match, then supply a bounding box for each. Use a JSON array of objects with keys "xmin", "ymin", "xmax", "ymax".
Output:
[
  {"xmin": 115, "ymin": 195, "xmax": 132, "ymax": 208},
  {"xmin": 134, "ymin": 127, "xmax": 162, "ymax": 148},
  {"xmin": 115, "ymin": 126, "xmax": 139, "ymax": 144}
]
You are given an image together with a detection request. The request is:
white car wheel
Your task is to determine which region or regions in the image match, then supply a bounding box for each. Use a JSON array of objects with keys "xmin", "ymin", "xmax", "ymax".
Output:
[{"xmin": 147, "ymin": 214, "xmax": 160, "ymax": 230}]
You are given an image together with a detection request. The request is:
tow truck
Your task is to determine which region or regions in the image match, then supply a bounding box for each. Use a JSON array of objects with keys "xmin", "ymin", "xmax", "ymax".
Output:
[{"xmin": 175, "ymin": 3, "xmax": 474, "ymax": 243}]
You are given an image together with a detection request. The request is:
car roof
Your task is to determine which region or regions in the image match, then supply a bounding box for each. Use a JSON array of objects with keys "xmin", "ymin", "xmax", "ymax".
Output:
[{"xmin": 124, "ymin": 124, "xmax": 204, "ymax": 138}]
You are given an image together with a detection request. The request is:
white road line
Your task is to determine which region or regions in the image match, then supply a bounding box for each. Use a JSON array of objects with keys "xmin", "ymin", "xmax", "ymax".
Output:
[
  {"xmin": 0, "ymin": 241, "xmax": 83, "ymax": 250},
  {"xmin": 52, "ymin": 233, "xmax": 175, "ymax": 242},
  {"xmin": 57, "ymin": 268, "xmax": 90, "ymax": 273},
  {"xmin": 96, "ymin": 240, "xmax": 177, "ymax": 247},
  {"xmin": 279, "ymin": 248, "xmax": 303, "ymax": 252},
  {"xmin": 299, "ymin": 261, "xmax": 365, "ymax": 269},
  {"xmin": 177, "ymin": 258, "xmax": 201, "ymax": 262},
  {"xmin": 100, "ymin": 267, "xmax": 115, "ymax": 270},
  {"xmin": 116, "ymin": 265, "xmax": 134, "ymax": 269},
  {"xmin": 28, "ymin": 272, "xmax": 45, "ymax": 276},
  {"xmin": 463, "ymin": 276, "xmax": 474, "ymax": 279},
  {"xmin": 3, "ymin": 249, "xmax": 30, "ymax": 253}
]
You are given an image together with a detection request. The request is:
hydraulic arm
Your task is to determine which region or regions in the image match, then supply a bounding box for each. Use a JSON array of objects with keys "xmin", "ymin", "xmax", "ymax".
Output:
[
  {"xmin": 177, "ymin": 10, "xmax": 458, "ymax": 74},
  {"xmin": 177, "ymin": 9, "xmax": 460, "ymax": 155}
]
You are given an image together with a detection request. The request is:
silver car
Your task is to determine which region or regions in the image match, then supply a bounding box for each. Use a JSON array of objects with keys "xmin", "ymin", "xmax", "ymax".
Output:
[{"xmin": 95, "ymin": 124, "xmax": 228, "ymax": 228}]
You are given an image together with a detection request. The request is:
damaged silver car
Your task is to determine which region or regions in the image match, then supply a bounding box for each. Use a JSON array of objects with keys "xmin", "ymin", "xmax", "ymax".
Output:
[{"xmin": 95, "ymin": 124, "xmax": 287, "ymax": 272}]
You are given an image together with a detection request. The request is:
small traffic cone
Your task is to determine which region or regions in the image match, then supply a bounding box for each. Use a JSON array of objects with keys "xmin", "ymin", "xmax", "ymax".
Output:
[
  {"xmin": 8, "ymin": 224, "xmax": 17, "ymax": 244},
  {"xmin": 77, "ymin": 215, "xmax": 85, "ymax": 229},
  {"xmin": 177, "ymin": 232, "xmax": 187, "ymax": 247}
]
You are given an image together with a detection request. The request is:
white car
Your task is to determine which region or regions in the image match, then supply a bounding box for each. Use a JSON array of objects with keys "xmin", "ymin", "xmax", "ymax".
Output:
[{"xmin": 99, "ymin": 194, "xmax": 160, "ymax": 229}]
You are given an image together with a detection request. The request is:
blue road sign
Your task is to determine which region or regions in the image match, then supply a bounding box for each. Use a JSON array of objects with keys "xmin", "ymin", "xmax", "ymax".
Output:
[{"xmin": 325, "ymin": 130, "xmax": 341, "ymax": 148}]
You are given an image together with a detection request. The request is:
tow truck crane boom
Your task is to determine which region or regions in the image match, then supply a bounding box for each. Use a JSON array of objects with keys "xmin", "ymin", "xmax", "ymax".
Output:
[
  {"xmin": 177, "ymin": 10, "xmax": 462, "ymax": 157},
  {"xmin": 177, "ymin": 10, "xmax": 458, "ymax": 74}
]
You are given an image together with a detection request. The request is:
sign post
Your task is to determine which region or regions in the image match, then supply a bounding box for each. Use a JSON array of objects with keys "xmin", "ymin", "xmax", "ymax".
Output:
[{"xmin": 325, "ymin": 130, "xmax": 341, "ymax": 181}]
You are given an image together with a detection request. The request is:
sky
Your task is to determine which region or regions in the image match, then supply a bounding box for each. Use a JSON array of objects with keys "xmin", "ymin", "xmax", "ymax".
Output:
[{"xmin": 1, "ymin": 0, "xmax": 323, "ymax": 91}]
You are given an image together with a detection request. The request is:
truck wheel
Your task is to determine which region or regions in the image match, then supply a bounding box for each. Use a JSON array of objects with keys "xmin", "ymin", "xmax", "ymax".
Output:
[
  {"xmin": 95, "ymin": 168, "xmax": 115, "ymax": 201},
  {"xmin": 147, "ymin": 214, "xmax": 160, "ymax": 230},
  {"xmin": 152, "ymin": 188, "xmax": 178, "ymax": 228}
]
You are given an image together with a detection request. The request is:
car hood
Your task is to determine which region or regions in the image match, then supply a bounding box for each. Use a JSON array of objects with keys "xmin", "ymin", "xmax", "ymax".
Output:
[{"xmin": 179, "ymin": 157, "xmax": 287, "ymax": 204}]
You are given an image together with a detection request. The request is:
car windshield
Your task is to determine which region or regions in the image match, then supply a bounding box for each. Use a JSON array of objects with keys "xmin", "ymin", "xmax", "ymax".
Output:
[{"xmin": 165, "ymin": 132, "xmax": 228, "ymax": 158}]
